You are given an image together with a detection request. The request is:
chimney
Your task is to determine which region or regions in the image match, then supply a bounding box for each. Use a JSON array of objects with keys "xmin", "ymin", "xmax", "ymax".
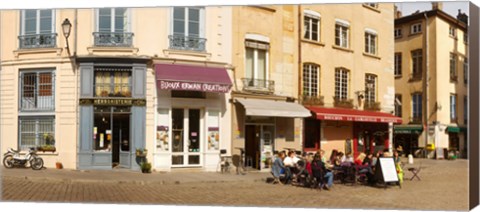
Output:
[
  {"xmin": 432, "ymin": 2, "xmax": 443, "ymax": 10},
  {"xmin": 457, "ymin": 9, "xmax": 468, "ymax": 25},
  {"xmin": 394, "ymin": 5, "xmax": 402, "ymax": 18}
]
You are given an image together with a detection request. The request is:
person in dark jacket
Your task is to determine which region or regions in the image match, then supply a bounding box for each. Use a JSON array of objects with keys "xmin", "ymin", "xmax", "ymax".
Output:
[{"xmin": 311, "ymin": 153, "xmax": 334, "ymax": 190}]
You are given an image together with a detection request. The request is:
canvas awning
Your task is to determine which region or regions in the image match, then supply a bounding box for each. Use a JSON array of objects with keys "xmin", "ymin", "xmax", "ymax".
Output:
[
  {"xmin": 446, "ymin": 126, "xmax": 467, "ymax": 133},
  {"xmin": 394, "ymin": 125, "xmax": 423, "ymax": 134},
  {"xmin": 236, "ymin": 98, "xmax": 311, "ymax": 118},
  {"xmin": 155, "ymin": 63, "xmax": 232, "ymax": 93}
]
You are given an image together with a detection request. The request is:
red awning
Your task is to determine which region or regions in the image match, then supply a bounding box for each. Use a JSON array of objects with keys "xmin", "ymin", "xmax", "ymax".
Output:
[
  {"xmin": 155, "ymin": 63, "xmax": 232, "ymax": 93},
  {"xmin": 307, "ymin": 106, "xmax": 402, "ymax": 124}
]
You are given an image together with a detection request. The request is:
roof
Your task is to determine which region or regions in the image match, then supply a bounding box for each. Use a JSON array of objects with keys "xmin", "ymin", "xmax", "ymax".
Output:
[{"xmin": 395, "ymin": 9, "xmax": 467, "ymax": 31}]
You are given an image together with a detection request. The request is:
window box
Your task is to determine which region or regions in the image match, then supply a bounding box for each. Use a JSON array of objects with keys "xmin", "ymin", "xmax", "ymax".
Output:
[
  {"xmin": 37, "ymin": 145, "xmax": 56, "ymax": 153},
  {"xmin": 364, "ymin": 101, "xmax": 381, "ymax": 111},
  {"xmin": 333, "ymin": 97, "xmax": 354, "ymax": 108},
  {"xmin": 301, "ymin": 95, "xmax": 324, "ymax": 106}
]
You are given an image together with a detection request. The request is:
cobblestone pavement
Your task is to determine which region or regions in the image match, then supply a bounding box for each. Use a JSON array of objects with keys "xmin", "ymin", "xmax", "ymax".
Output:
[{"xmin": 0, "ymin": 158, "xmax": 469, "ymax": 211}]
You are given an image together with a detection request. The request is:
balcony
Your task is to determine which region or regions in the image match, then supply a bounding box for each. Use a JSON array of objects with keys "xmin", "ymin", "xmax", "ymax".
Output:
[
  {"xmin": 18, "ymin": 33, "xmax": 57, "ymax": 49},
  {"xmin": 21, "ymin": 96, "xmax": 55, "ymax": 111},
  {"xmin": 408, "ymin": 72, "xmax": 422, "ymax": 82},
  {"xmin": 409, "ymin": 117, "xmax": 422, "ymax": 124},
  {"xmin": 301, "ymin": 95, "xmax": 324, "ymax": 106},
  {"xmin": 93, "ymin": 32, "xmax": 134, "ymax": 47},
  {"xmin": 241, "ymin": 78, "xmax": 275, "ymax": 94},
  {"xmin": 364, "ymin": 101, "xmax": 381, "ymax": 111},
  {"xmin": 168, "ymin": 35, "xmax": 206, "ymax": 52},
  {"xmin": 333, "ymin": 97, "xmax": 354, "ymax": 109}
]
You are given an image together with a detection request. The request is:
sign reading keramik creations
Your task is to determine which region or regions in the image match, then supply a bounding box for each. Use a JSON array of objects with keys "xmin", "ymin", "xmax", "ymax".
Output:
[
  {"xmin": 158, "ymin": 80, "xmax": 231, "ymax": 93},
  {"xmin": 79, "ymin": 98, "xmax": 146, "ymax": 106}
]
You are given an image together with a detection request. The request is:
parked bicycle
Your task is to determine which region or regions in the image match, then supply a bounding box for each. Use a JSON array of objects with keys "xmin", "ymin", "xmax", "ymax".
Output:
[{"xmin": 3, "ymin": 147, "xmax": 44, "ymax": 170}]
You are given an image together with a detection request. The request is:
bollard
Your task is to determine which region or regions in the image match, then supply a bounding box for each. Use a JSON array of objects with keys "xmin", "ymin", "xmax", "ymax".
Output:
[{"xmin": 408, "ymin": 154, "xmax": 414, "ymax": 164}]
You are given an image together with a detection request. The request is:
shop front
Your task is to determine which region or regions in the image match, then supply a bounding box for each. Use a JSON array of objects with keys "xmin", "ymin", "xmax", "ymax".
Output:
[
  {"xmin": 233, "ymin": 98, "xmax": 311, "ymax": 170},
  {"xmin": 393, "ymin": 125, "xmax": 423, "ymax": 156},
  {"xmin": 78, "ymin": 59, "xmax": 148, "ymax": 170},
  {"xmin": 446, "ymin": 126, "xmax": 467, "ymax": 158},
  {"xmin": 306, "ymin": 106, "xmax": 402, "ymax": 159},
  {"xmin": 154, "ymin": 63, "xmax": 232, "ymax": 171}
]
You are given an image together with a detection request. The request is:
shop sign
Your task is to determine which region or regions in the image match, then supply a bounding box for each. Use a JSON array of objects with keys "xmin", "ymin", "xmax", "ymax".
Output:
[
  {"xmin": 158, "ymin": 80, "xmax": 231, "ymax": 93},
  {"xmin": 320, "ymin": 114, "xmax": 401, "ymax": 123},
  {"xmin": 79, "ymin": 98, "xmax": 146, "ymax": 106}
]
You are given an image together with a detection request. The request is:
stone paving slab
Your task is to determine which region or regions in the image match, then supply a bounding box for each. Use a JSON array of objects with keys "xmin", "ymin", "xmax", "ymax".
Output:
[{"xmin": 0, "ymin": 158, "xmax": 470, "ymax": 211}]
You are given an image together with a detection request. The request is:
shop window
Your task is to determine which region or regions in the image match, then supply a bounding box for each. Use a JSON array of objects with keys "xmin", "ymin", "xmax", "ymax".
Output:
[
  {"xmin": 94, "ymin": 67, "xmax": 132, "ymax": 97},
  {"xmin": 19, "ymin": 117, "xmax": 55, "ymax": 150},
  {"xmin": 156, "ymin": 109, "xmax": 170, "ymax": 152},
  {"xmin": 93, "ymin": 106, "xmax": 131, "ymax": 152},
  {"xmin": 19, "ymin": 9, "xmax": 56, "ymax": 48},
  {"xmin": 207, "ymin": 110, "xmax": 220, "ymax": 151}
]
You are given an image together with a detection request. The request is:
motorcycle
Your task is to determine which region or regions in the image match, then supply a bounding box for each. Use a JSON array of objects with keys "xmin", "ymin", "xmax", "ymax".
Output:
[{"xmin": 3, "ymin": 147, "xmax": 44, "ymax": 170}]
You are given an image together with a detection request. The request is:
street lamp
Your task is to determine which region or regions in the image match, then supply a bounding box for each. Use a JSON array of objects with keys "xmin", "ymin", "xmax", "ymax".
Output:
[{"xmin": 62, "ymin": 18, "xmax": 72, "ymax": 55}]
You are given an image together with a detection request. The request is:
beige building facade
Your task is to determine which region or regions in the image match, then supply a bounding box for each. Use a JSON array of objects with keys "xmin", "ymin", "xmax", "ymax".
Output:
[
  {"xmin": 0, "ymin": 7, "xmax": 234, "ymax": 171},
  {"xmin": 393, "ymin": 3, "xmax": 468, "ymax": 159},
  {"xmin": 297, "ymin": 3, "xmax": 400, "ymax": 159}
]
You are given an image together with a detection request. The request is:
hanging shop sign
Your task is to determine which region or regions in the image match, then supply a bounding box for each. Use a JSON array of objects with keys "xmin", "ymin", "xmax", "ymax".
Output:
[{"xmin": 79, "ymin": 98, "xmax": 146, "ymax": 106}]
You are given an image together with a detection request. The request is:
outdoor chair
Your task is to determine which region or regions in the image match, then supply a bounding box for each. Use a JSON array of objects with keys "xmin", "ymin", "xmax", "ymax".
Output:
[
  {"xmin": 407, "ymin": 163, "xmax": 422, "ymax": 181},
  {"xmin": 354, "ymin": 164, "xmax": 370, "ymax": 185}
]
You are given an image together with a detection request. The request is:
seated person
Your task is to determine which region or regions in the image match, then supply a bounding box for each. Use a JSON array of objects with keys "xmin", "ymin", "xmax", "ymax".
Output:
[
  {"xmin": 341, "ymin": 153, "xmax": 355, "ymax": 164},
  {"xmin": 283, "ymin": 151, "xmax": 296, "ymax": 184},
  {"xmin": 355, "ymin": 153, "xmax": 375, "ymax": 185},
  {"xmin": 311, "ymin": 153, "xmax": 334, "ymax": 190},
  {"xmin": 272, "ymin": 152, "xmax": 286, "ymax": 184}
]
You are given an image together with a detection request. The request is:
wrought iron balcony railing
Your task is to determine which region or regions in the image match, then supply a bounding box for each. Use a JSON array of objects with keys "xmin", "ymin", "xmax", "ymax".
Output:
[
  {"xmin": 301, "ymin": 95, "xmax": 324, "ymax": 106},
  {"xmin": 241, "ymin": 78, "xmax": 275, "ymax": 94},
  {"xmin": 168, "ymin": 35, "xmax": 206, "ymax": 52},
  {"xmin": 364, "ymin": 101, "xmax": 381, "ymax": 111},
  {"xmin": 333, "ymin": 97, "xmax": 354, "ymax": 108},
  {"xmin": 18, "ymin": 33, "xmax": 57, "ymax": 49},
  {"xmin": 93, "ymin": 32, "xmax": 134, "ymax": 47}
]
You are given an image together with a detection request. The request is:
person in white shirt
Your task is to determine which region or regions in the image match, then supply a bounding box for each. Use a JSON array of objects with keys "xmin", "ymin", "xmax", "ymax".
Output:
[{"xmin": 282, "ymin": 151, "xmax": 295, "ymax": 184}]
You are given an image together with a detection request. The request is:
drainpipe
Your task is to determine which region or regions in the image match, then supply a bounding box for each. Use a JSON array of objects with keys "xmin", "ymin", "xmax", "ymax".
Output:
[
  {"xmin": 424, "ymin": 12, "xmax": 429, "ymax": 158},
  {"xmin": 297, "ymin": 5, "xmax": 303, "ymax": 151}
]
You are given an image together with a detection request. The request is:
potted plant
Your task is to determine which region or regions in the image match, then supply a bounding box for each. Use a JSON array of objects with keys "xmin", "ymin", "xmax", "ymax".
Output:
[
  {"xmin": 56, "ymin": 162, "xmax": 63, "ymax": 169},
  {"xmin": 140, "ymin": 162, "xmax": 152, "ymax": 173},
  {"xmin": 136, "ymin": 148, "xmax": 148, "ymax": 157}
]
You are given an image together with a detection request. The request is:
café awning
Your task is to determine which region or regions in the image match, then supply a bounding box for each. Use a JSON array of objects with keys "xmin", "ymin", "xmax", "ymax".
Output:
[
  {"xmin": 307, "ymin": 106, "xmax": 402, "ymax": 124},
  {"xmin": 236, "ymin": 98, "xmax": 311, "ymax": 118},
  {"xmin": 155, "ymin": 63, "xmax": 232, "ymax": 93},
  {"xmin": 446, "ymin": 126, "xmax": 467, "ymax": 133},
  {"xmin": 394, "ymin": 125, "xmax": 423, "ymax": 134}
]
